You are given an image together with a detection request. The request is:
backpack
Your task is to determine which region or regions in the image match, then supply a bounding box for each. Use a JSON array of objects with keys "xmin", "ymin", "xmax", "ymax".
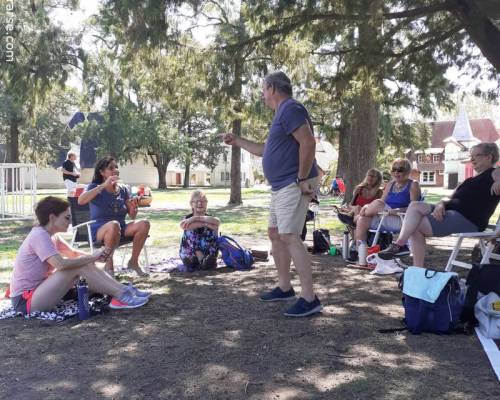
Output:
[
  {"xmin": 400, "ymin": 267, "xmax": 463, "ymax": 334},
  {"xmin": 313, "ymin": 229, "xmax": 330, "ymax": 253},
  {"xmin": 216, "ymin": 235, "xmax": 254, "ymax": 270},
  {"xmin": 461, "ymin": 263, "xmax": 500, "ymax": 325}
]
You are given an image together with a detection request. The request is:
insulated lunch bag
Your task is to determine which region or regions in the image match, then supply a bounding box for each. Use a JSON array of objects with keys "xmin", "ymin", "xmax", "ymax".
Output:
[{"xmin": 400, "ymin": 267, "xmax": 463, "ymax": 334}]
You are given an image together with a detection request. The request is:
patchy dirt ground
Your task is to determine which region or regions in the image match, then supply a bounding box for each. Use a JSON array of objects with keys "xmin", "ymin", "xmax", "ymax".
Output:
[{"xmin": 1, "ymin": 234, "xmax": 499, "ymax": 400}]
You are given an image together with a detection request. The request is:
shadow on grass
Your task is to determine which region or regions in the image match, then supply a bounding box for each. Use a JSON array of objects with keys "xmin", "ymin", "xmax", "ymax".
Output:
[{"xmin": 1, "ymin": 249, "xmax": 496, "ymax": 399}]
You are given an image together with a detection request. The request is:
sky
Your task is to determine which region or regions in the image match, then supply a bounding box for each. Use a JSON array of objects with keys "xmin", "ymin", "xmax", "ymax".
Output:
[{"xmin": 50, "ymin": 1, "xmax": 500, "ymax": 126}]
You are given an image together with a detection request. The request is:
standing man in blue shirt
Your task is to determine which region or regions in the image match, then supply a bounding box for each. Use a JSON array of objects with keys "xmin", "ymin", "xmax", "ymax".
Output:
[{"xmin": 222, "ymin": 72, "xmax": 322, "ymax": 317}]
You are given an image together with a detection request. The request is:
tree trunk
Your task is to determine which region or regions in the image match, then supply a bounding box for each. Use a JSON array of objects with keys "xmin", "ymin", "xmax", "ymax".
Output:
[
  {"xmin": 343, "ymin": 0, "xmax": 381, "ymax": 204},
  {"xmin": 336, "ymin": 115, "xmax": 350, "ymax": 180},
  {"xmin": 183, "ymin": 162, "xmax": 191, "ymax": 188},
  {"xmin": 343, "ymin": 88, "xmax": 379, "ymax": 204},
  {"xmin": 149, "ymin": 152, "xmax": 169, "ymax": 189},
  {"xmin": 229, "ymin": 118, "xmax": 242, "ymax": 204},
  {"xmin": 228, "ymin": 57, "xmax": 243, "ymax": 205},
  {"xmin": 9, "ymin": 114, "xmax": 20, "ymax": 163},
  {"xmin": 449, "ymin": 0, "xmax": 500, "ymax": 72},
  {"xmin": 157, "ymin": 163, "xmax": 167, "ymax": 190}
]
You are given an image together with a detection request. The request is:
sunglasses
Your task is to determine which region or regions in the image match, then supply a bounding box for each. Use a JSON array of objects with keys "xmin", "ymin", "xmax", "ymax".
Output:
[{"xmin": 392, "ymin": 167, "xmax": 406, "ymax": 173}]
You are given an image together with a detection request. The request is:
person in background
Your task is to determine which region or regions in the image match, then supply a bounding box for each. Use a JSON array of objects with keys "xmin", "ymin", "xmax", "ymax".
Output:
[
  {"xmin": 9, "ymin": 196, "xmax": 149, "ymax": 315},
  {"xmin": 179, "ymin": 190, "xmax": 220, "ymax": 271},
  {"xmin": 378, "ymin": 143, "xmax": 500, "ymax": 266},
  {"xmin": 78, "ymin": 156, "xmax": 150, "ymax": 277},
  {"xmin": 335, "ymin": 168, "xmax": 383, "ymax": 226},
  {"xmin": 62, "ymin": 151, "xmax": 80, "ymax": 195}
]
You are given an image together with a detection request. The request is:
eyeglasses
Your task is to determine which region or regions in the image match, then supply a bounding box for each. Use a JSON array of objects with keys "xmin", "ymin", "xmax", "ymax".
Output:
[
  {"xmin": 192, "ymin": 199, "xmax": 207, "ymax": 204},
  {"xmin": 107, "ymin": 165, "xmax": 118, "ymax": 170},
  {"xmin": 470, "ymin": 153, "xmax": 488, "ymax": 159},
  {"xmin": 392, "ymin": 167, "xmax": 406, "ymax": 173}
]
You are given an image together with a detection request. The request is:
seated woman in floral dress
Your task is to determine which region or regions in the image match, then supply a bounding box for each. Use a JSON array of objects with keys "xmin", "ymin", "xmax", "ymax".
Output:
[{"xmin": 179, "ymin": 190, "xmax": 220, "ymax": 271}]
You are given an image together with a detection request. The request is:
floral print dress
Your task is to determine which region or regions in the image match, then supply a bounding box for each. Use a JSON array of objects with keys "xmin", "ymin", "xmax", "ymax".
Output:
[{"xmin": 179, "ymin": 213, "xmax": 219, "ymax": 270}]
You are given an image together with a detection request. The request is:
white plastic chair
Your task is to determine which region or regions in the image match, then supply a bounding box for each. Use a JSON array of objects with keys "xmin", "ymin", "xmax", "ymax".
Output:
[{"xmin": 445, "ymin": 216, "xmax": 500, "ymax": 272}]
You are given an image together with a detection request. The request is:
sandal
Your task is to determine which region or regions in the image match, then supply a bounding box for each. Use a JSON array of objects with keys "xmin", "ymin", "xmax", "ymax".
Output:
[{"xmin": 127, "ymin": 262, "xmax": 150, "ymax": 277}]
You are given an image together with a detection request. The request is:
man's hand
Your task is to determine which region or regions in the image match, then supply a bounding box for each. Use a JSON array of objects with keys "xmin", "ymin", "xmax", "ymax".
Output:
[
  {"xmin": 298, "ymin": 180, "xmax": 314, "ymax": 197},
  {"xmin": 221, "ymin": 133, "xmax": 239, "ymax": 146},
  {"xmin": 431, "ymin": 202, "xmax": 446, "ymax": 222}
]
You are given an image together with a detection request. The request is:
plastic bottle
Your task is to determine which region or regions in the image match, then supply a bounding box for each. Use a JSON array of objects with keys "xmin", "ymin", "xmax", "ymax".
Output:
[
  {"xmin": 342, "ymin": 231, "xmax": 349, "ymax": 260},
  {"xmin": 357, "ymin": 241, "xmax": 368, "ymax": 266},
  {"xmin": 77, "ymin": 278, "xmax": 90, "ymax": 320}
]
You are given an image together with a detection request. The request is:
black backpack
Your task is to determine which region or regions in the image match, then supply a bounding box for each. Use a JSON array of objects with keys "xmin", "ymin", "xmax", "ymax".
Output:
[
  {"xmin": 461, "ymin": 263, "xmax": 500, "ymax": 325},
  {"xmin": 313, "ymin": 229, "xmax": 331, "ymax": 253}
]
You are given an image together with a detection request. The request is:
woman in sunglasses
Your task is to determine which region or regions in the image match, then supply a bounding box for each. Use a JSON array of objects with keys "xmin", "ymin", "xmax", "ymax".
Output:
[
  {"xmin": 8, "ymin": 196, "xmax": 149, "ymax": 315},
  {"xmin": 378, "ymin": 143, "xmax": 500, "ymax": 266},
  {"xmin": 78, "ymin": 156, "xmax": 150, "ymax": 276},
  {"xmin": 354, "ymin": 158, "xmax": 421, "ymax": 257}
]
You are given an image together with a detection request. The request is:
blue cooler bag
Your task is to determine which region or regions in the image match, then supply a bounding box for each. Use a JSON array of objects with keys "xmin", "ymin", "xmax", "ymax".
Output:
[{"xmin": 401, "ymin": 267, "xmax": 463, "ymax": 334}]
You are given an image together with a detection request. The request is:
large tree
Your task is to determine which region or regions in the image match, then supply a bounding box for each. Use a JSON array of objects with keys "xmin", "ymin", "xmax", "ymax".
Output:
[{"xmin": 0, "ymin": 2, "xmax": 81, "ymax": 163}]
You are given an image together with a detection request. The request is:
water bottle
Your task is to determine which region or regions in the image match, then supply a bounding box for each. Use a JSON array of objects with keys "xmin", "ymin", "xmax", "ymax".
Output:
[
  {"xmin": 342, "ymin": 231, "xmax": 349, "ymax": 260},
  {"xmin": 77, "ymin": 278, "xmax": 90, "ymax": 320},
  {"xmin": 357, "ymin": 241, "xmax": 368, "ymax": 266}
]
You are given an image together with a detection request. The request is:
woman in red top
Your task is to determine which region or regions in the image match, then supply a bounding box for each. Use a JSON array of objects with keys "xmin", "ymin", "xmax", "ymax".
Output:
[{"xmin": 335, "ymin": 169, "xmax": 383, "ymax": 226}]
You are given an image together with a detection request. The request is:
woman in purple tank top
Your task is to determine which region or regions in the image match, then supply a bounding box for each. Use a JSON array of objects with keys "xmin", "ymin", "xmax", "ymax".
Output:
[
  {"xmin": 354, "ymin": 158, "xmax": 421, "ymax": 258},
  {"xmin": 378, "ymin": 143, "xmax": 500, "ymax": 267}
]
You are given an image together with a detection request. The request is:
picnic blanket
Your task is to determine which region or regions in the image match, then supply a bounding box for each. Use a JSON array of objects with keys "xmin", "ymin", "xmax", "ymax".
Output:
[{"xmin": 0, "ymin": 296, "xmax": 109, "ymax": 322}]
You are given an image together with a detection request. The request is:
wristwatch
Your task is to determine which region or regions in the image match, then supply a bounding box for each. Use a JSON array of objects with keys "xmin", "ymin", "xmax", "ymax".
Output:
[{"xmin": 296, "ymin": 177, "xmax": 308, "ymax": 184}]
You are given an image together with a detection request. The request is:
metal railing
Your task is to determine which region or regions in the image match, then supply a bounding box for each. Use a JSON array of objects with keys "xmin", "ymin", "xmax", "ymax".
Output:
[{"xmin": 0, "ymin": 163, "xmax": 37, "ymax": 220}]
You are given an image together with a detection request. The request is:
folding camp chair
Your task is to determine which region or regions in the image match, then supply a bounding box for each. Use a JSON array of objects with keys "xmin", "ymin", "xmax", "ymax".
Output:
[
  {"xmin": 445, "ymin": 216, "xmax": 500, "ymax": 272},
  {"xmin": 67, "ymin": 197, "xmax": 150, "ymax": 271},
  {"xmin": 368, "ymin": 190, "xmax": 427, "ymax": 248}
]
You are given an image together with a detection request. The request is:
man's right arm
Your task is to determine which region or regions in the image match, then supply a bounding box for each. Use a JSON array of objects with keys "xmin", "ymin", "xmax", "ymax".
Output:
[{"xmin": 222, "ymin": 133, "xmax": 265, "ymax": 157}]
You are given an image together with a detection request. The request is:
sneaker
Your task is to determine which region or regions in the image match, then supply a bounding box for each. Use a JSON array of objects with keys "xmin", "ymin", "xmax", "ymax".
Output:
[
  {"xmin": 377, "ymin": 243, "xmax": 402, "ymax": 260},
  {"xmin": 109, "ymin": 292, "xmax": 149, "ymax": 309},
  {"xmin": 125, "ymin": 283, "xmax": 151, "ymax": 298},
  {"xmin": 260, "ymin": 287, "xmax": 296, "ymax": 302},
  {"xmin": 283, "ymin": 296, "xmax": 323, "ymax": 317}
]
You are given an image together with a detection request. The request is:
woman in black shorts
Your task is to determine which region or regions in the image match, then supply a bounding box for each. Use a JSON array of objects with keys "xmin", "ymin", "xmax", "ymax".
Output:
[{"xmin": 378, "ymin": 142, "xmax": 500, "ymax": 266}]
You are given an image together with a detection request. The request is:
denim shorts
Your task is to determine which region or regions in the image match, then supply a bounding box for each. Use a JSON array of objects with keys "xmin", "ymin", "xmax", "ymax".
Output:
[{"xmin": 10, "ymin": 289, "xmax": 35, "ymax": 315}]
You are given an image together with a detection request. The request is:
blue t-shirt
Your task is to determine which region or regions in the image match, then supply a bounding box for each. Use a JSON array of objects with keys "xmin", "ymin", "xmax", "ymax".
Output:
[
  {"xmin": 262, "ymin": 98, "xmax": 318, "ymax": 191},
  {"xmin": 86, "ymin": 183, "xmax": 130, "ymax": 240}
]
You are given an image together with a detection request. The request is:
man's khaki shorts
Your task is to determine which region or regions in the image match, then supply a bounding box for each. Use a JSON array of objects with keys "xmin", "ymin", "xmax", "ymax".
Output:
[{"xmin": 269, "ymin": 177, "xmax": 319, "ymax": 235}]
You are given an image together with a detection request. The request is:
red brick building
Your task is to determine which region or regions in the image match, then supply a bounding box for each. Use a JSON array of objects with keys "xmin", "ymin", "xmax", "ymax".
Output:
[{"xmin": 407, "ymin": 108, "xmax": 499, "ymax": 188}]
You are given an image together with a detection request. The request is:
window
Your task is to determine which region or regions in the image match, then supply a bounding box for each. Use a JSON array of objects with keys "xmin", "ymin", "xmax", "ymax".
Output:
[
  {"xmin": 417, "ymin": 154, "xmax": 425, "ymax": 163},
  {"xmin": 421, "ymin": 171, "xmax": 436, "ymax": 184},
  {"xmin": 241, "ymin": 153, "xmax": 245, "ymax": 163},
  {"xmin": 220, "ymin": 172, "xmax": 225, "ymax": 181},
  {"xmin": 223, "ymin": 153, "xmax": 227, "ymax": 162},
  {"xmin": 226, "ymin": 172, "xmax": 230, "ymax": 181},
  {"xmin": 433, "ymin": 154, "xmax": 440, "ymax": 163}
]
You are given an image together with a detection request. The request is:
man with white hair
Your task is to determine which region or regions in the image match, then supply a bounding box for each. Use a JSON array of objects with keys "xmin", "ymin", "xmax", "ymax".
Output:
[
  {"xmin": 222, "ymin": 71, "xmax": 322, "ymax": 317},
  {"xmin": 62, "ymin": 150, "xmax": 80, "ymax": 194}
]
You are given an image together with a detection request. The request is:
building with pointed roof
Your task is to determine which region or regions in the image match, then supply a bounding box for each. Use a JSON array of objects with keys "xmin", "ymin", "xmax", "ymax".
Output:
[{"xmin": 407, "ymin": 108, "xmax": 500, "ymax": 189}]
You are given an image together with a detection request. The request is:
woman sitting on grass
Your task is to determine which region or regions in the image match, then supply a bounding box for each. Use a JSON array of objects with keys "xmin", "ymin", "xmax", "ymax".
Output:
[
  {"xmin": 179, "ymin": 190, "xmax": 220, "ymax": 271},
  {"xmin": 9, "ymin": 196, "xmax": 149, "ymax": 315},
  {"xmin": 335, "ymin": 168, "xmax": 383, "ymax": 226},
  {"xmin": 78, "ymin": 156, "xmax": 150, "ymax": 277}
]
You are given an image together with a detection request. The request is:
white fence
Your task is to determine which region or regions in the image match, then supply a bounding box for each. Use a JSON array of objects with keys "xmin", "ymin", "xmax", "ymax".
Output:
[{"xmin": 0, "ymin": 163, "xmax": 37, "ymax": 220}]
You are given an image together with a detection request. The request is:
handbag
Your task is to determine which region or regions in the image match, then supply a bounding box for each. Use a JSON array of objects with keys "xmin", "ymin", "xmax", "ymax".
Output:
[{"xmin": 474, "ymin": 292, "xmax": 500, "ymax": 339}]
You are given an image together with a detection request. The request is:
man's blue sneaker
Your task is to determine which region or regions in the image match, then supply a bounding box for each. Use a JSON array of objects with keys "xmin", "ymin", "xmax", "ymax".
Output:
[
  {"xmin": 260, "ymin": 287, "xmax": 296, "ymax": 302},
  {"xmin": 283, "ymin": 296, "xmax": 323, "ymax": 317}
]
